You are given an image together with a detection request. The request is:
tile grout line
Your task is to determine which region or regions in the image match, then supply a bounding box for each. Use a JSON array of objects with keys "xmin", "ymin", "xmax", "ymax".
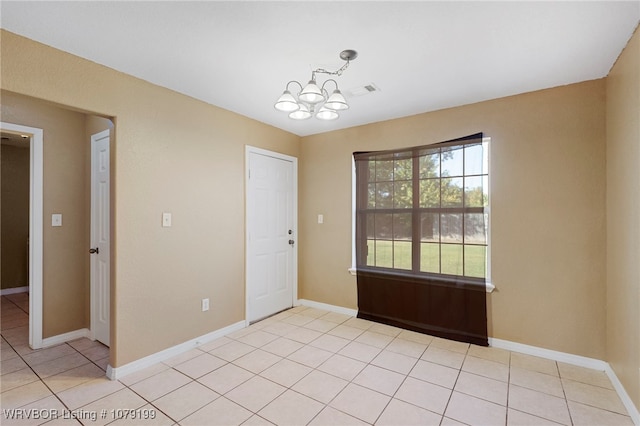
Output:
[
  {"xmin": 2, "ymin": 295, "xmax": 76, "ymax": 413},
  {"xmin": 505, "ymin": 349, "xmax": 512, "ymax": 425},
  {"xmin": 4, "ymin": 302, "xmax": 632, "ymax": 425},
  {"xmin": 557, "ymin": 360, "xmax": 576, "ymax": 426},
  {"xmin": 2, "ymin": 294, "xmax": 116, "ymax": 418}
]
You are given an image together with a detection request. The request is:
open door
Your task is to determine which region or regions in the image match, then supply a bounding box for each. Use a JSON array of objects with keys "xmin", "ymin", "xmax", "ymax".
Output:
[{"xmin": 90, "ymin": 129, "xmax": 110, "ymax": 346}]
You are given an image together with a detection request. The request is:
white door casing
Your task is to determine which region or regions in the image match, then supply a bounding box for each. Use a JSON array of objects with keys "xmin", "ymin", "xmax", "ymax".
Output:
[
  {"xmin": 90, "ymin": 130, "xmax": 110, "ymax": 346},
  {"xmin": 0, "ymin": 122, "xmax": 44, "ymax": 349},
  {"xmin": 246, "ymin": 147, "xmax": 297, "ymax": 323}
]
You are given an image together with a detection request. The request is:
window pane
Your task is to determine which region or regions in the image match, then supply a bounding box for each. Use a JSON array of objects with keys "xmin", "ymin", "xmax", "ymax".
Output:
[
  {"xmin": 420, "ymin": 242, "xmax": 439, "ymax": 273},
  {"xmin": 376, "ymin": 182, "xmax": 393, "ymax": 208},
  {"xmin": 394, "ymin": 157, "xmax": 412, "ymax": 180},
  {"xmin": 393, "ymin": 181, "xmax": 412, "ymax": 208},
  {"xmin": 394, "ymin": 241, "xmax": 412, "ymax": 270},
  {"xmin": 375, "ymin": 159, "xmax": 393, "ymax": 181},
  {"xmin": 366, "ymin": 239, "xmax": 375, "ymax": 266},
  {"xmin": 419, "ymin": 179, "xmax": 440, "ymax": 208},
  {"xmin": 367, "ymin": 183, "xmax": 376, "ymax": 208},
  {"xmin": 482, "ymin": 176, "xmax": 489, "ymax": 207},
  {"xmin": 374, "ymin": 214, "xmax": 392, "ymax": 239},
  {"xmin": 441, "ymin": 244, "xmax": 463, "ymax": 275},
  {"xmin": 375, "ymin": 240, "xmax": 393, "ymax": 268},
  {"xmin": 441, "ymin": 177, "xmax": 463, "ymax": 207},
  {"xmin": 464, "ymin": 213, "xmax": 487, "ymax": 244},
  {"xmin": 366, "ymin": 214, "xmax": 375, "ymax": 239},
  {"xmin": 419, "ymin": 152, "xmax": 440, "ymax": 178},
  {"xmin": 464, "ymin": 143, "xmax": 484, "ymax": 176},
  {"xmin": 441, "ymin": 146, "xmax": 464, "ymax": 177},
  {"xmin": 420, "ymin": 213, "xmax": 439, "ymax": 242},
  {"xmin": 441, "ymin": 213, "xmax": 462, "ymax": 243},
  {"xmin": 367, "ymin": 162, "xmax": 376, "ymax": 183},
  {"xmin": 464, "ymin": 176, "xmax": 485, "ymax": 207},
  {"xmin": 464, "ymin": 245, "xmax": 486, "ymax": 278},
  {"xmin": 393, "ymin": 213, "xmax": 412, "ymax": 240}
]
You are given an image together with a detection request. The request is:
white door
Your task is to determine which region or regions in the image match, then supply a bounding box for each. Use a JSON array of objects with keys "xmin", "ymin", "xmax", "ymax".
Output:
[
  {"xmin": 90, "ymin": 130, "xmax": 110, "ymax": 346},
  {"xmin": 246, "ymin": 149, "xmax": 296, "ymax": 323}
]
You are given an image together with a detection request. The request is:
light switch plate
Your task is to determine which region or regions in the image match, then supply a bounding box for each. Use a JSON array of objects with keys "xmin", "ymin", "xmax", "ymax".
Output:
[
  {"xmin": 318, "ymin": 214, "xmax": 324, "ymax": 224},
  {"xmin": 52, "ymin": 214, "xmax": 62, "ymax": 227},
  {"xmin": 162, "ymin": 212, "xmax": 172, "ymax": 227}
]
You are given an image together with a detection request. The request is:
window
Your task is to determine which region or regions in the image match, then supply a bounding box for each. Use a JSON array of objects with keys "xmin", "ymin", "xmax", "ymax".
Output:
[{"xmin": 354, "ymin": 134, "xmax": 489, "ymax": 283}]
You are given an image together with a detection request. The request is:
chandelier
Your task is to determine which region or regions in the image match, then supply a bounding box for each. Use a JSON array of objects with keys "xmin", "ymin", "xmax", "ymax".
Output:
[{"xmin": 274, "ymin": 49, "xmax": 358, "ymax": 121}]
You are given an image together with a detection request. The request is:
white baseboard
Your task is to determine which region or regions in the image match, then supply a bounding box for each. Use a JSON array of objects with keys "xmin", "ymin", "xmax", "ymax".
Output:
[
  {"xmin": 490, "ymin": 337, "xmax": 639, "ymax": 424},
  {"xmin": 42, "ymin": 328, "xmax": 90, "ymax": 348},
  {"xmin": 106, "ymin": 320, "xmax": 245, "ymax": 381},
  {"xmin": 96, "ymin": 298, "xmax": 640, "ymax": 425},
  {"xmin": 297, "ymin": 299, "xmax": 357, "ymax": 317},
  {"xmin": 107, "ymin": 302, "xmax": 353, "ymax": 382},
  {"xmin": 605, "ymin": 364, "xmax": 640, "ymax": 425},
  {"xmin": 1, "ymin": 286, "xmax": 28, "ymax": 296},
  {"xmin": 489, "ymin": 337, "xmax": 608, "ymax": 370}
]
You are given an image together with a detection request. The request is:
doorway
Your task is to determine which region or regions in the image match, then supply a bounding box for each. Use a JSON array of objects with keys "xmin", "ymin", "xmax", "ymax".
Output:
[
  {"xmin": 245, "ymin": 147, "xmax": 298, "ymax": 323},
  {"xmin": 0, "ymin": 122, "xmax": 44, "ymax": 349}
]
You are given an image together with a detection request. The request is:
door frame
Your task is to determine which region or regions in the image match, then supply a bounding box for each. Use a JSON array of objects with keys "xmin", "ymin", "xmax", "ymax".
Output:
[
  {"xmin": 1, "ymin": 122, "xmax": 44, "ymax": 349},
  {"xmin": 245, "ymin": 146, "xmax": 298, "ymax": 325},
  {"xmin": 89, "ymin": 129, "xmax": 110, "ymax": 345}
]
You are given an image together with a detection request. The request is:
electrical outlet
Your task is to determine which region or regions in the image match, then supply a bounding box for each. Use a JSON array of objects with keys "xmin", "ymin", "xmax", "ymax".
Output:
[{"xmin": 201, "ymin": 298, "xmax": 210, "ymax": 312}]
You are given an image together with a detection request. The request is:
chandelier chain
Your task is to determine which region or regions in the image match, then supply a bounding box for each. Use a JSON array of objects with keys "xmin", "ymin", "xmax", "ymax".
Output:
[{"xmin": 311, "ymin": 60, "xmax": 351, "ymax": 80}]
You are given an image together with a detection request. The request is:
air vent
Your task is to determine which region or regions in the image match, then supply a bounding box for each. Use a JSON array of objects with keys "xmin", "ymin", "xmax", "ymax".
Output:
[{"xmin": 344, "ymin": 83, "xmax": 380, "ymax": 98}]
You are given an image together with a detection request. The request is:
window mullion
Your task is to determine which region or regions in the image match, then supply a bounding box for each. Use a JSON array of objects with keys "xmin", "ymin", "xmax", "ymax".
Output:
[
  {"xmin": 412, "ymin": 153, "xmax": 420, "ymax": 273},
  {"xmin": 439, "ymin": 149, "xmax": 443, "ymax": 275},
  {"xmin": 462, "ymin": 147, "xmax": 466, "ymax": 277}
]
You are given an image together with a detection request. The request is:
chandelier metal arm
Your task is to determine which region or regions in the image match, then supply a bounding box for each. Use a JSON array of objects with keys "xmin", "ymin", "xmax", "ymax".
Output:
[
  {"xmin": 285, "ymin": 80, "xmax": 304, "ymax": 93},
  {"xmin": 320, "ymin": 78, "xmax": 339, "ymax": 93}
]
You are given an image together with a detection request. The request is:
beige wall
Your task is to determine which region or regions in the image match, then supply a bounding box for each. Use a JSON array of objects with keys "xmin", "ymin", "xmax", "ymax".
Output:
[
  {"xmin": 1, "ymin": 144, "xmax": 30, "ymax": 289},
  {"xmin": 2, "ymin": 28, "xmax": 636, "ymax": 411},
  {"xmin": 299, "ymin": 79, "xmax": 607, "ymax": 360},
  {"xmin": 1, "ymin": 91, "xmax": 89, "ymax": 337},
  {"xmin": 0, "ymin": 30, "xmax": 300, "ymax": 366},
  {"xmin": 606, "ymin": 27, "xmax": 640, "ymax": 408}
]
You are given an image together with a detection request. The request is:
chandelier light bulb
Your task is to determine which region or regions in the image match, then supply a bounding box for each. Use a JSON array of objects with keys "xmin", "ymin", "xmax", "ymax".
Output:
[
  {"xmin": 289, "ymin": 103, "xmax": 312, "ymax": 120},
  {"xmin": 274, "ymin": 90, "xmax": 300, "ymax": 112},
  {"xmin": 298, "ymin": 80, "xmax": 325, "ymax": 104},
  {"xmin": 316, "ymin": 107, "xmax": 339, "ymax": 121},
  {"xmin": 324, "ymin": 89, "xmax": 349, "ymax": 111}
]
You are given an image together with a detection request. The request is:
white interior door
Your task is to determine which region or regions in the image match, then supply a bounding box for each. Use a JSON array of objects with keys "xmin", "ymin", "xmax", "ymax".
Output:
[
  {"xmin": 90, "ymin": 130, "xmax": 110, "ymax": 346},
  {"xmin": 246, "ymin": 148, "xmax": 296, "ymax": 323}
]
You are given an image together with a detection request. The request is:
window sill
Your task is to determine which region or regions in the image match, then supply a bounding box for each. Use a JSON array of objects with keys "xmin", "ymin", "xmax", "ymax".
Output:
[{"xmin": 348, "ymin": 267, "xmax": 496, "ymax": 293}]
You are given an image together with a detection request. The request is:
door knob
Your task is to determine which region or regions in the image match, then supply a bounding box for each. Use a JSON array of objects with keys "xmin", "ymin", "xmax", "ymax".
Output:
[
  {"xmin": 89, "ymin": 247, "xmax": 99, "ymax": 254},
  {"xmin": 288, "ymin": 240, "xmax": 295, "ymax": 245}
]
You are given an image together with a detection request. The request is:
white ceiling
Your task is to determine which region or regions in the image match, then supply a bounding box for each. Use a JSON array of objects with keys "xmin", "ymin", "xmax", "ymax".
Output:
[{"xmin": 1, "ymin": 1, "xmax": 638, "ymax": 137}]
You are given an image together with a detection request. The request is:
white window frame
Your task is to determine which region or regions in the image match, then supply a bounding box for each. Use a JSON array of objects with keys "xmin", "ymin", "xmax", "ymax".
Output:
[{"xmin": 349, "ymin": 137, "xmax": 495, "ymax": 293}]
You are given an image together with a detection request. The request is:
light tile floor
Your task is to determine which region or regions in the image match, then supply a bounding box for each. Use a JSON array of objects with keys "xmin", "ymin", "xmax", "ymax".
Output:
[{"xmin": 1, "ymin": 294, "xmax": 634, "ymax": 425}]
